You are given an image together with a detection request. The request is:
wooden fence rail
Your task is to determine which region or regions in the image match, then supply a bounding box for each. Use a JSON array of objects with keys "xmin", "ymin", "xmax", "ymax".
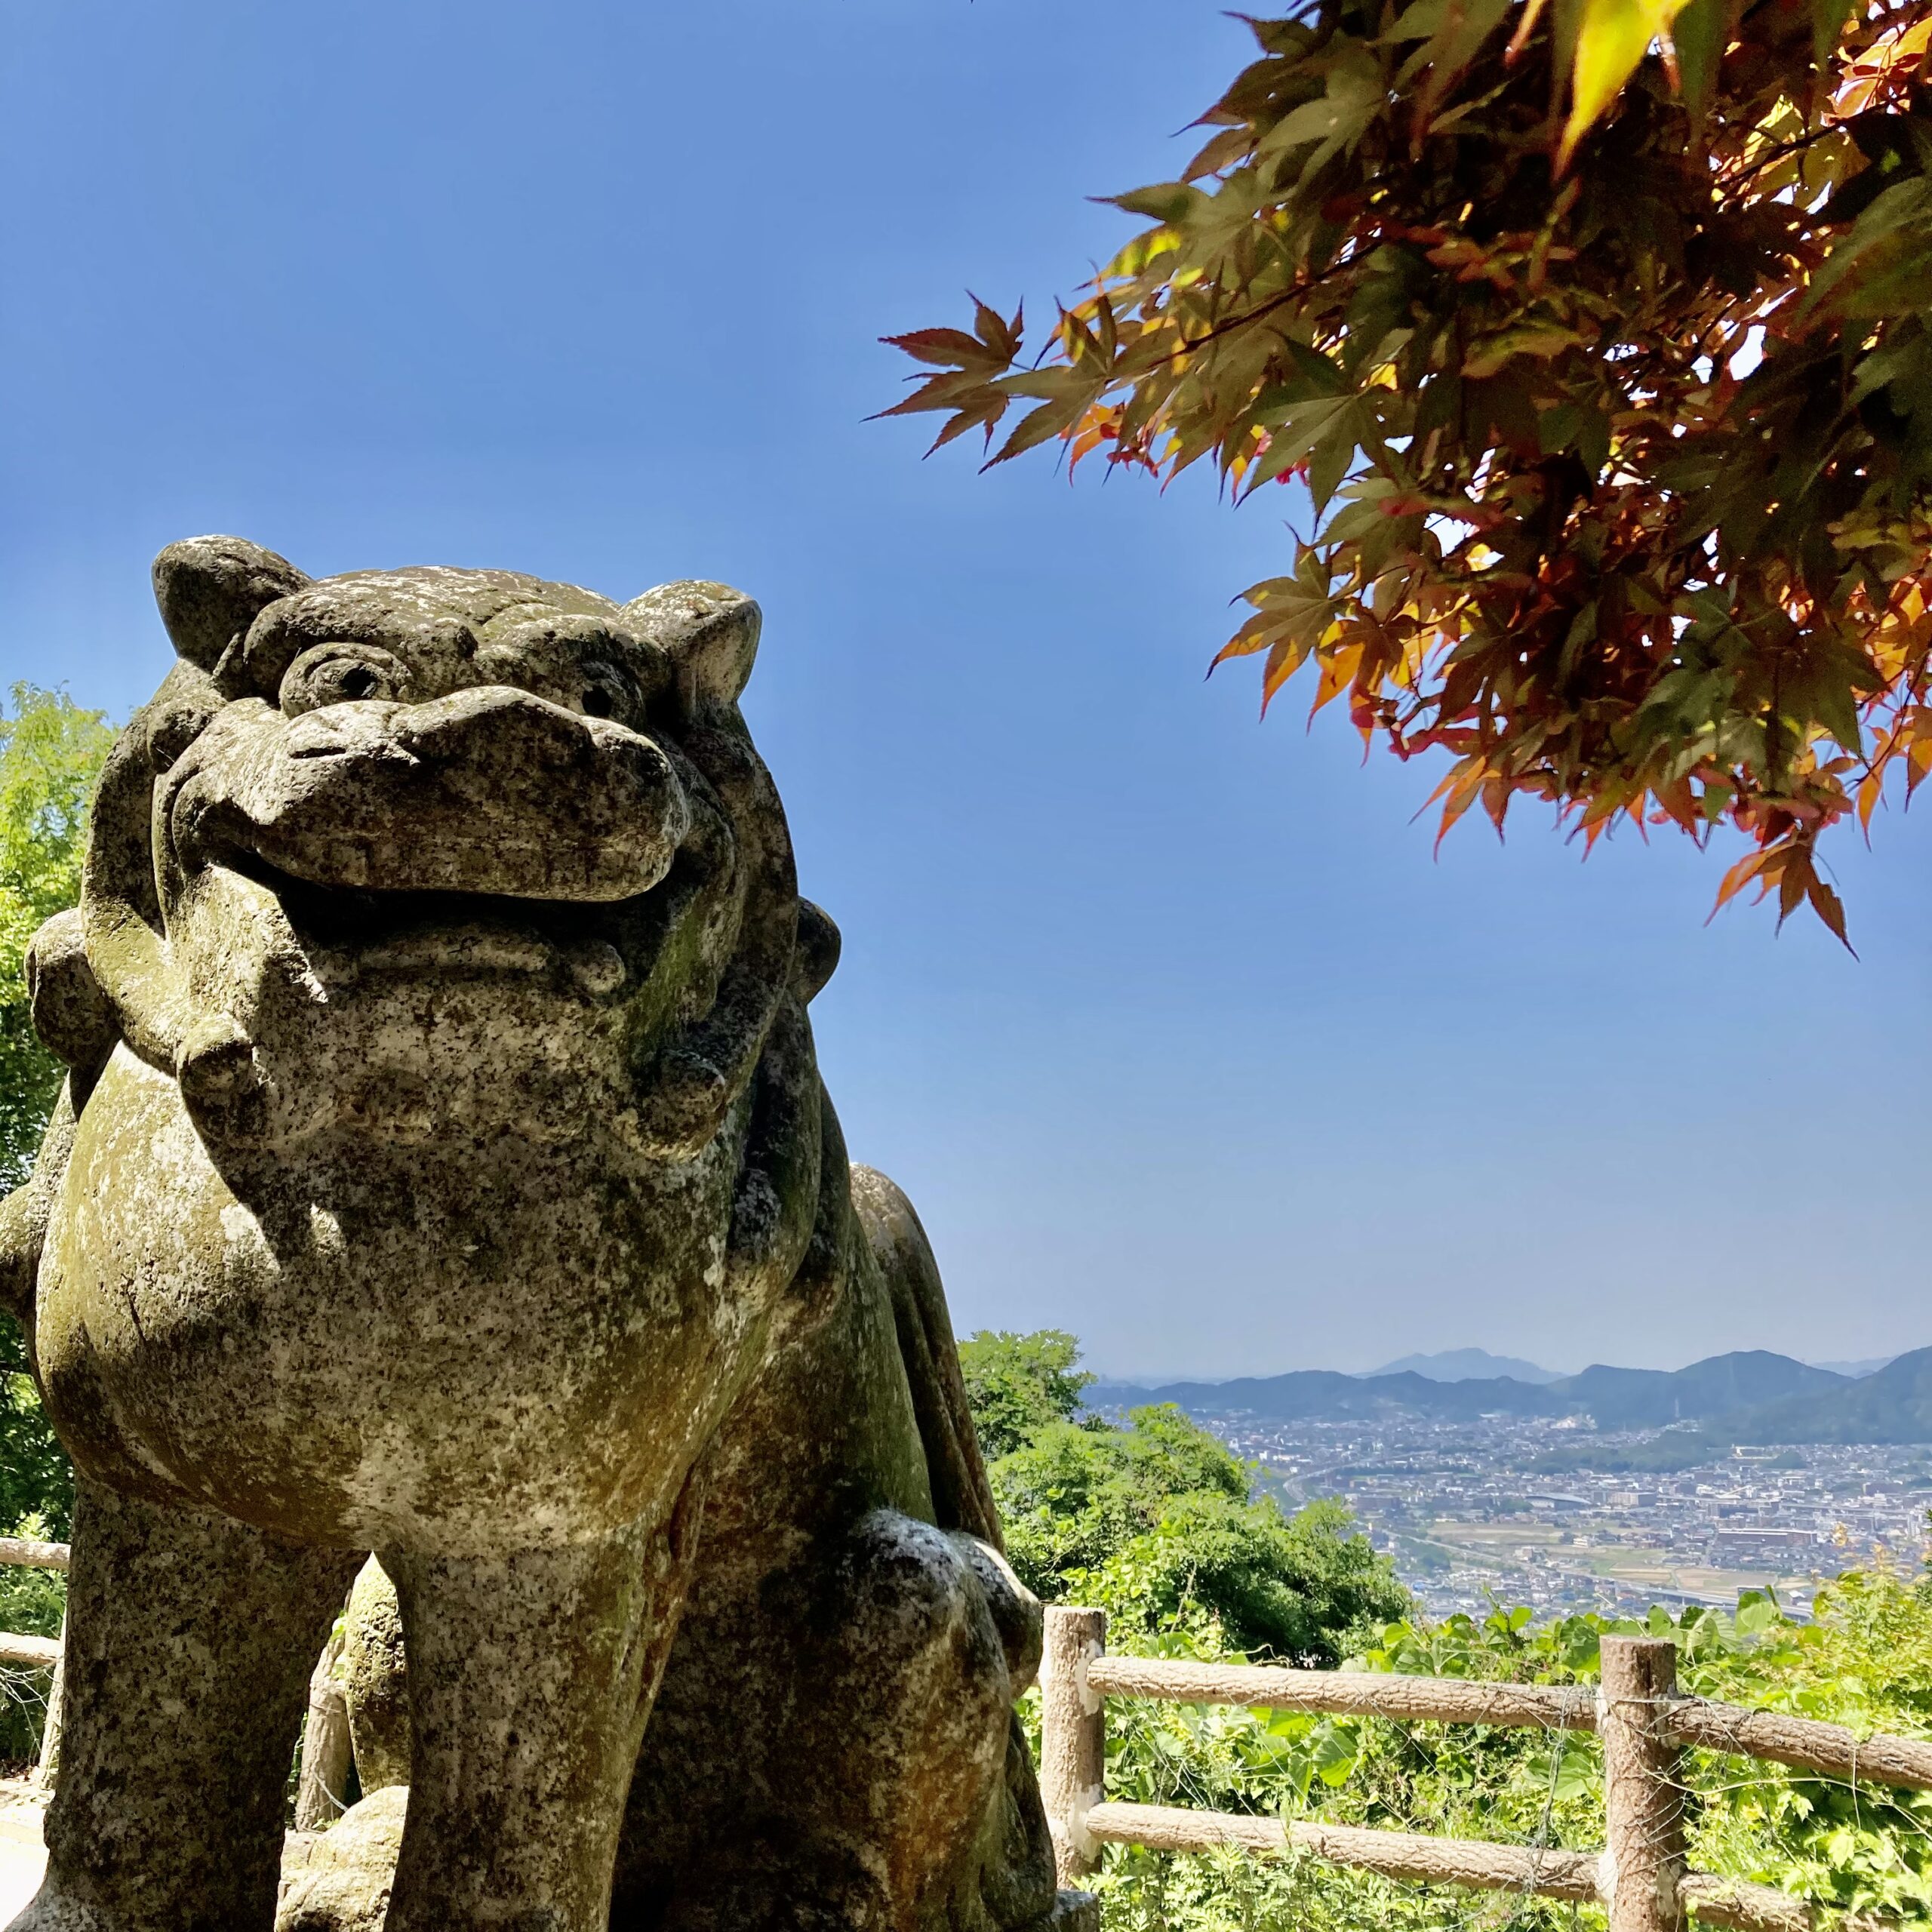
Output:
[
  {"xmin": 1042, "ymin": 1606, "xmax": 1920, "ymax": 1932},
  {"xmin": 1081, "ymin": 1654, "xmax": 1932, "ymax": 1792},
  {"xmin": 0, "ymin": 1536, "xmax": 69, "ymax": 1788},
  {"xmin": 0, "ymin": 1539, "xmax": 70, "ymax": 1575}
]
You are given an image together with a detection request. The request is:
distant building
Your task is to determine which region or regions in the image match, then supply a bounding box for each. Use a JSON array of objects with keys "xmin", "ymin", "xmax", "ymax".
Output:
[{"xmin": 1710, "ymin": 1527, "xmax": 1820, "ymax": 1556}]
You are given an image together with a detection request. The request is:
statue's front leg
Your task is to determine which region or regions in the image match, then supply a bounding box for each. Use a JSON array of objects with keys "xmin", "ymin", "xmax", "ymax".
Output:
[
  {"xmin": 382, "ymin": 1483, "xmax": 702, "ymax": 1932},
  {"xmin": 16, "ymin": 1479, "xmax": 361, "ymax": 1932}
]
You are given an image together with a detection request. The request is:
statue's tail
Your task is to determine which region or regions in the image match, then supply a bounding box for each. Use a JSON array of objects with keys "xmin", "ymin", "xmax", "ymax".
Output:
[
  {"xmin": 847, "ymin": 1164, "xmax": 1002, "ymax": 1552},
  {"xmin": 850, "ymin": 1166, "xmax": 1088, "ymax": 1932}
]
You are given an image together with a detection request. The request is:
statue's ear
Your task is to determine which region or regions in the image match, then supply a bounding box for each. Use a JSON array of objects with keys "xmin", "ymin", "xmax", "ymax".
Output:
[
  {"xmin": 152, "ymin": 537, "xmax": 310, "ymax": 672},
  {"xmin": 621, "ymin": 581, "xmax": 761, "ymax": 711}
]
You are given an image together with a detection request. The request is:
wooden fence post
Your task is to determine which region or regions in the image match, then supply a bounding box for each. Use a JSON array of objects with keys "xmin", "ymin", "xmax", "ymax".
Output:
[
  {"xmin": 1600, "ymin": 1635, "xmax": 1686, "ymax": 1932},
  {"xmin": 1041, "ymin": 1605, "xmax": 1106, "ymax": 1885},
  {"xmin": 294, "ymin": 1623, "xmax": 352, "ymax": 1832},
  {"xmin": 30, "ymin": 1619, "xmax": 63, "ymax": 1790}
]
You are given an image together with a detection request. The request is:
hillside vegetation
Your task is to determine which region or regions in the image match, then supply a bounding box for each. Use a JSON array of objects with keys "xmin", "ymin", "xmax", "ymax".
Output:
[
  {"xmin": 1084, "ymin": 1576, "xmax": 1932, "ymax": 1932},
  {"xmin": 959, "ymin": 1331, "xmax": 1409, "ymax": 1666},
  {"xmin": 986, "ymin": 1331, "xmax": 1932, "ymax": 1931}
]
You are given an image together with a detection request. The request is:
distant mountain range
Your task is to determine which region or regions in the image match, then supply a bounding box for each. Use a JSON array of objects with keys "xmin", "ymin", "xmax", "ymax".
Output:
[
  {"xmin": 1368, "ymin": 1349, "xmax": 1564, "ymax": 1384},
  {"xmin": 1084, "ymin": 1347, "xmax": 1932, "ymax": 1444}
]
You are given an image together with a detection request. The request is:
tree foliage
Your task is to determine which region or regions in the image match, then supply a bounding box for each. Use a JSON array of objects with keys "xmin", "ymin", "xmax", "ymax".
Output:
[
  {"xmin": 0, "ymin": 685, "xmax": 114, "ymax": 1186},
  {"xmin": 887, "ymin": 0, "xmax": 1932, "ymax": 940},
  {"xmin": 958, "ymin": 1327, "xmax": 1097, "ymax": 1458},
  {"xmin": 958, "ymin": 1328, "xmax": 1407, "ymax": 1662},
  {"xmin": 0, "ymin": 685, "xmax": 113, "ymax": 1548},
  {"xmin": 993, "ymin": 1405, "xmax": 1409, "ymax": 1663}
]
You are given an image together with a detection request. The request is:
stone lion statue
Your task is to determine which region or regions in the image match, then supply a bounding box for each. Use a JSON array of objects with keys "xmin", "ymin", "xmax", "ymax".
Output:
[{"xmin": 0, "ymin": 540, "xmax": 1075, "ymax": 1932}]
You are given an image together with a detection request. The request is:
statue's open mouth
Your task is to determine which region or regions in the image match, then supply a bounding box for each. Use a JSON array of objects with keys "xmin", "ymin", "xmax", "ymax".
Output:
[{"xmin": 213, "ymin": 848, "xmax": 640, "ymax": 1000}]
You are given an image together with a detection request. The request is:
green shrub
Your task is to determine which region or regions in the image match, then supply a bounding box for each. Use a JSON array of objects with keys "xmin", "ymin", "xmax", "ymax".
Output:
[
  {"xmin": 0, "ymin": 1324, "xmax": 72, "ymax": 1541},
  {"xmin": 991, "ymin": 1403, "xmax": 1407, "ymax": 1665}
]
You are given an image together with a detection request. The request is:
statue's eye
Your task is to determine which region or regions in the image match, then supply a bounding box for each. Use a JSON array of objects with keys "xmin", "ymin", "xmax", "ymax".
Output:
[
  {"xmin": 580, "ymin": 663, "xmax": 638, "ymax": 725},
  {"xmin": 281, "ymin": 644, "xmax": 408, "ymax": 716}
]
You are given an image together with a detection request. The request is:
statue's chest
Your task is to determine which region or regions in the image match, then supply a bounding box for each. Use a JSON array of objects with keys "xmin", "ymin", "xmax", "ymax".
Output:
[{"xmin": 36, "ymin": 1048, "xmax": 760, "ymax": 1552}]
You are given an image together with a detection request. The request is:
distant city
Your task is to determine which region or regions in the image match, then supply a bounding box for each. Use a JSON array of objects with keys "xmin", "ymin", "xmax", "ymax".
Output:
[{"xmin": 1088, "ymin": 1347, "xmax": 1932, "ymax": 1620}]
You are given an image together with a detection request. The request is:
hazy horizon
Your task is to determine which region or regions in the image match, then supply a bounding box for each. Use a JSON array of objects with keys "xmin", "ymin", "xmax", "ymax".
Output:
[{"xmin": 1084, "ymin": 1344, "xmax": 1918, "ymax": 1384}]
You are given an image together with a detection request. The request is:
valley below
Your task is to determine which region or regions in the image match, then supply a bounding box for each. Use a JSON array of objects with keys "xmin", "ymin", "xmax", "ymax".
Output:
[
  {"xmin": 1088, "ymin": 1349, "xmax": 1932, "ymax": 1620},
  {"xmin": 1241, "ymin": 1414, "xmax": 1929, "ymax": 1618}
]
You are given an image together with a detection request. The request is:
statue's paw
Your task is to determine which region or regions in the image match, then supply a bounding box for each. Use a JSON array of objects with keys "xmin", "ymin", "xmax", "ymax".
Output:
[
  {"xmin": 949, "ymin": 1533, "xmax": 1043, "ymax": 1696},
  {"xmin": 1032, "ymin": 1895, "xmax": 1100, "ymax": 1932}
]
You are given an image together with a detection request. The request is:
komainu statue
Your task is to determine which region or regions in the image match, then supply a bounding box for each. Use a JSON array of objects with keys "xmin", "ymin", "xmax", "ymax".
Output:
[{"xmin": 0, "ymin": 540, "xmax": 1074, "ymax": 1932}]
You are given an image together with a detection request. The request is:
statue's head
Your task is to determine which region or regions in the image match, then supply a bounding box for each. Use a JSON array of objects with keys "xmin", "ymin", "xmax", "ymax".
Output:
[{"xmin": 78, "ymin": 537, "xmax": 831, "ymax": 1154}]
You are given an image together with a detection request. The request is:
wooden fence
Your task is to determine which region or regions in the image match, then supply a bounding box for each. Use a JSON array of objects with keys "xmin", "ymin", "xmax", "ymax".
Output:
[
  {"xmin": 7, "ymin": 1543, "xmax": 1930, "ymax": 1929},
  {"xmin": 0, "ymin": 1535, "xmax": 69, "ymax": 1788},
  {"xmin": 1039, "ymin": 1605, "xmax": 1931, "ymax": 1932}
]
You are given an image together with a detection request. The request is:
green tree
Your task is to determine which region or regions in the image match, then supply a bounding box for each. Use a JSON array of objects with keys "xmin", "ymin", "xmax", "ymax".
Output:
[
  {"xmin": 958, "ymin": 1327, "xmax": 1096, "ymax": 1458},
  {"xmin": 990, "ymin": 1401, "xmax": 1254, "ymax": 1586},
  {"xmin": 0, "ymin": 685, "xmax": 115, "ymax": 1544},
  {"xmin": 0, "ymin": 685, "xmax": 115, "ymax": 1187},
  {"xmin": 958, "ymin": 1328, "xmax": 1407, "ymax": 1663},
  {"xmin": 992, "ymin": 1403, "xmax": 1407, "ymax": 1663},
  {"xmin": 888, "ymin": 2, "xmax": 1932, "ymax": 943}
]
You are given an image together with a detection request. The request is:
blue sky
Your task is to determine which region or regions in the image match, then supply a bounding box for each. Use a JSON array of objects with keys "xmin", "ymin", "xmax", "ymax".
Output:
[{"xmin": 4, "ymin": 0, "xmax": 1926, "ymax": 1377}]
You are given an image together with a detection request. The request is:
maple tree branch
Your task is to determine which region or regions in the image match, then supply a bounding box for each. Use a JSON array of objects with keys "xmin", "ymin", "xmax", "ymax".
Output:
[
  {"xmin": 1724, "ymin": 126, "xmax": 1835, "ymax": 192},
  {"xmin": 1101, "ymin": 251, "xmax": 1368, "ymax": 370},
  {"xmin": 884, "ymin": 0, "xmax": 1928, "ymax": 943}
]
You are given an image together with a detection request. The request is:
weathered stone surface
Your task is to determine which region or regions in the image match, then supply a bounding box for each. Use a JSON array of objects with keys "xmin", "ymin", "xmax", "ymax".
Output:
[
  {"xmin": 340, "ymin": 1559, "xmax": 408, "ymax": 1795},
  {"xmin": 3, "ymin": 540, "xmax": 1061, "ymax": 1932},
  {"xmin": 606, "ymin": 1164, "xmax": 1057, "ymax": 1932},
  {"xmin": 279, "ymin": 1789, "xmax": 409, "ymax": 1932},
  {"xmin": 1038, "ymin": 1893, "xmax": 1100, "ymax": 1932},
  {"xmin": 34, "ymin": 1479, "xmax": 361, "ymax": 1931}
]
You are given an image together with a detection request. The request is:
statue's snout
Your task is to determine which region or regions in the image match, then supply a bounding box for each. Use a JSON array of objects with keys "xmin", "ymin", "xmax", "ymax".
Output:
[{"xmin": 176, "ymin": 685, "xmax": 693, "ymax": 904}]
